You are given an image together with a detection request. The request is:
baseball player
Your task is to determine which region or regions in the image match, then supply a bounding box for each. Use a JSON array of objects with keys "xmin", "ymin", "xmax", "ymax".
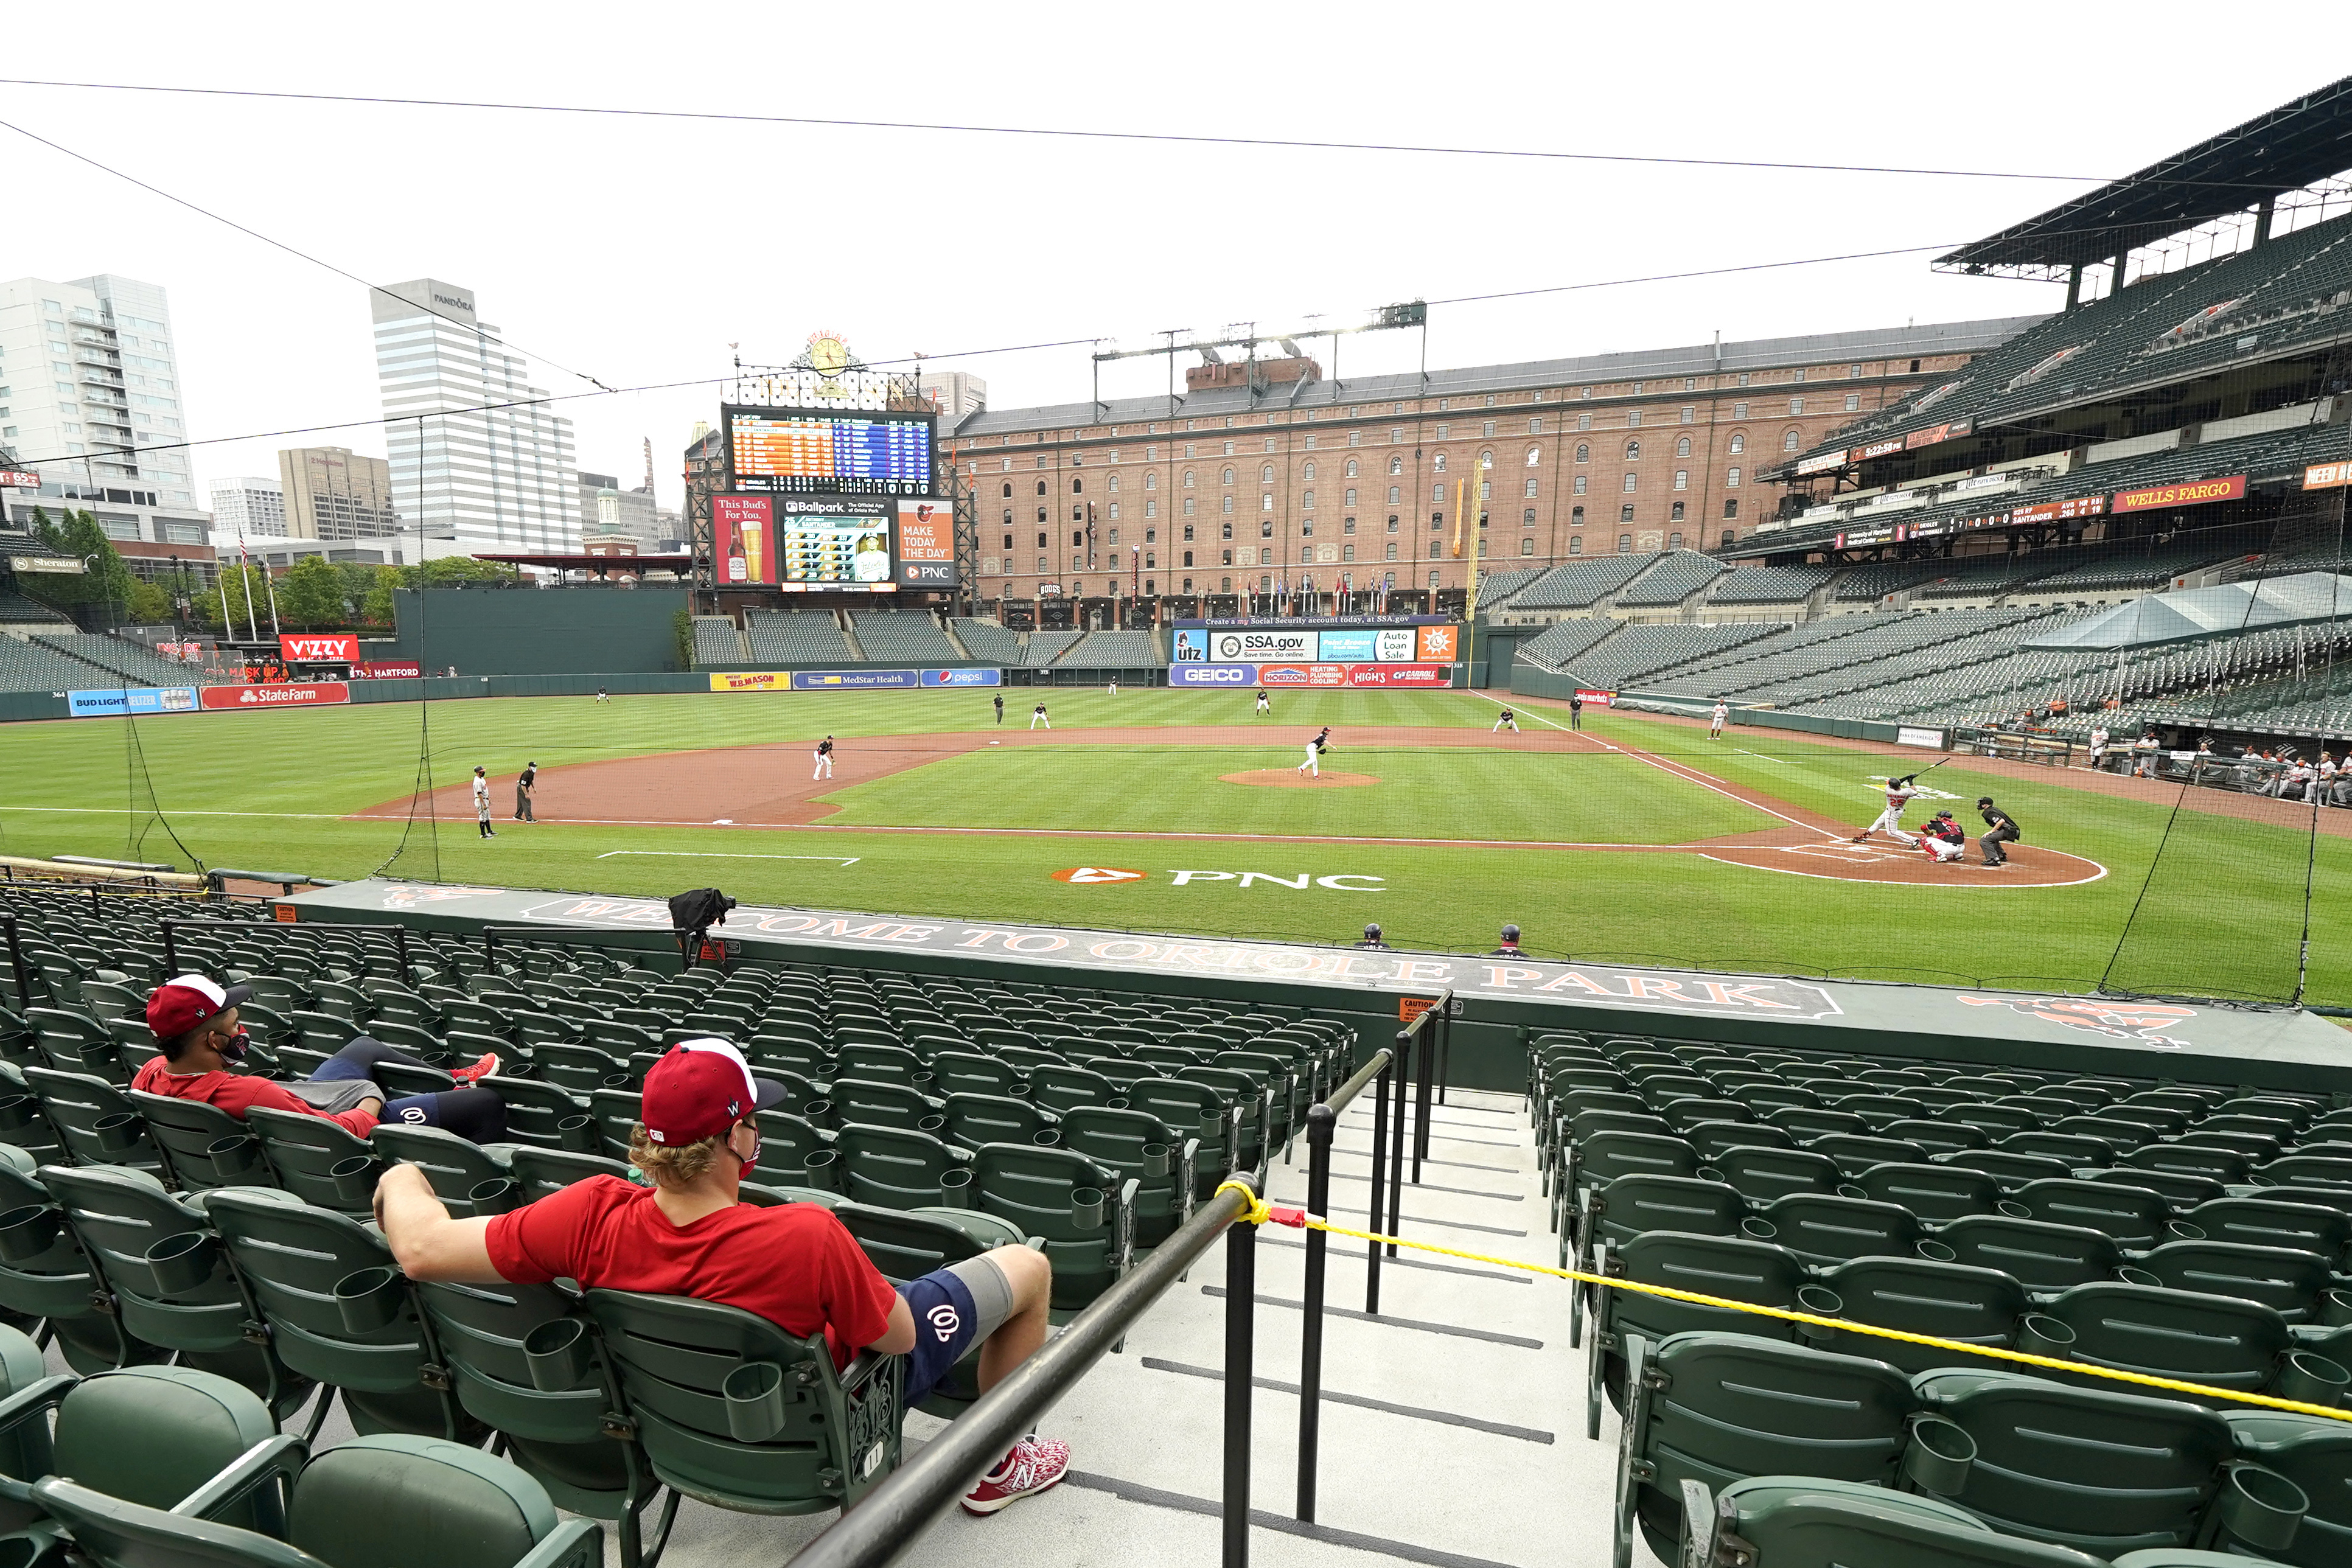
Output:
[
  {"xmin": 1106, "ymin": 678, "xmax": 1118, "ymax": 697},
  {"xmin": 812, "ymin": 736, "xmax": 835, "ymax": 780},
  {"xmin": 993, "ymin": 694, "xmax": 1005, "ymax": 725},
  {"xmin": 1254, "ymin": 688, "xmax": 1270, "ymax": 714},
  {"xmin": 1568, "ymin": 692, "xmax": 1583, "ymax": 730},
  {"xmin": 472, "ymin": 767, "xmax": 495, "ymax": 838},
  {"xmin": 1854, "ymin": 773, "xmax": 1924, "ymax": 846},
  {"xmin": 1030, "ymin": 701, "xmax": 1051, "ymax": 730},
  {"xmin": 1297, "ymin": 727, "xmax": 1330, "ymax": 778},
  {"xmin": 2087, "ymin": 722, "xmax": 2109, "ymax": 772},
  {"xmin": 1977, "ymin": 796, "xmax": 2020, "ymax": 867},
  {"xmin": 1492, "ymin": 706, "xmax": 1520, "ymax": 733},
  {"xmin": 595, "ymin": 686, "xmax": 609, "ymax": 704},
  {"xmin": 1920, "ymin": 810, "xmax": 1967, "ymax": 863},
  {"xmin": 1709, "ymin": 699, "xmax": 1729, "ymax": 739}
]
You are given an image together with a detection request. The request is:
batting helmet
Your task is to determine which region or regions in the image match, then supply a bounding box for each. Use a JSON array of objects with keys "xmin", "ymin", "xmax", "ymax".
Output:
[{"xmin": 1500, "ymin": 924, "xmax": 1521, "ymax": 943}]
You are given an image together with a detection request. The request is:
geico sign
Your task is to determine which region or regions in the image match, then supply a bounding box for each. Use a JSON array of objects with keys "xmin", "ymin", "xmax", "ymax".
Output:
[
  {"xmin": 1167, "ymin": 871, "xmax": 1384, "ymax": 891},
  {"xmin": 1170, "ymin": 663, "xmax": 1256, "ymax": 685}
]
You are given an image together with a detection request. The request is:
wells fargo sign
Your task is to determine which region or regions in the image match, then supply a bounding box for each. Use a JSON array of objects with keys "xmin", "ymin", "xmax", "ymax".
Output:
[{"xmin": 2110, "ymin": 475, "xmax": 2246, "ymax": 513}]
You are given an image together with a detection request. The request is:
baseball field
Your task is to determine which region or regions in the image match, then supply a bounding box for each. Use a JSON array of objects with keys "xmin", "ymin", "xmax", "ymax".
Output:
[{"xmin": 2, "ymin": 686, "xmax": 2345, "ymax": 1002}]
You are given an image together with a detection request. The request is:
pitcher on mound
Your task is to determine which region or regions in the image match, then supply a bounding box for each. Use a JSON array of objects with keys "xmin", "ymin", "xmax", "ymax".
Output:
[{"xmin": 1298, "ymin": 727, "xmax": 1330, "ymax": 778}]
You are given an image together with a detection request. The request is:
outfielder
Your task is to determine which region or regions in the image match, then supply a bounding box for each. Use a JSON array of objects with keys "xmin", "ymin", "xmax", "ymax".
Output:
[
  {"xmin": 1255, "ymin": 688, "xmax": 1269, "ymax": 714},
  {"xmin": 1492, "ymin": 706, "xmax": 1519, "ymax": 733},
  {"xmin": 1854, "ymin": 773, "xmax": 1924, "ymax": 846},
  {"xmin": 1920, "ymin": 810, "xmax": 1967, "ymax": 863},
  {"xmin": 1030, "ymin": 701, "xmax": 1051, "ymax": 730},
  {"xmin": 1106, "ymin": 678, "xmax": 1118, "ymax": 697},
  {"xmin": 812, "ymin": 735, "xmax": 835, "ymax": 780},
  {"xmin": 1709, "ymin": 699, "xmax": 1729, "ymax": 739},
  {"xmin": 1298, "ymin": 726, "xmax": 1330, "ymax": 778}
]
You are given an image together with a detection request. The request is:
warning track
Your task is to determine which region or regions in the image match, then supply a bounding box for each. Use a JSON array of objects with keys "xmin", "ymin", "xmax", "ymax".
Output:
[{"xmin": 349, "ymin": 725, "xmax": 2104, "ymax": 888}]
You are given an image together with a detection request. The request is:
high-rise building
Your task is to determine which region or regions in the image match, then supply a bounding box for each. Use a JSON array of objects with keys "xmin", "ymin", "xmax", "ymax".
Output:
[
  {"xmin": 277, "ymin": 446, "xmax": 399, "ymax": 540},
  {"xmin": 0, "ymin": 273, "xmax": 198, "ymax": 508},
  {"xmin": 371, "ymin": 279, "xmax": 577, "ymax": 558},
  {"xmin": 578, "ymin": 470, "xmax": 680, "ymax": 548},
  {"xmin": 208, "ymin": 476, "xmax": 286, "ymax": 538},
  {"xmin": 921, "ymin": 371, "xmax": 987, "ymax": 425}
]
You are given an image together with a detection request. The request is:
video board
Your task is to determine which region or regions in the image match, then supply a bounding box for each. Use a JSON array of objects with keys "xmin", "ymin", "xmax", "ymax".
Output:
[
  {"xmin": 725, "ymin": 403, "xmax": 935, "ymax": 497},
  {"xmin": 714, "ymin": 495, "xmax": 907, "ymax": 593}
]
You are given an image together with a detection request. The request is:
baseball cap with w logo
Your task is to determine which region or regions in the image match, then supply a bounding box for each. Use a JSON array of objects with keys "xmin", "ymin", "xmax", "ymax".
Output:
[
  {"xmin": 640, "ymin": 1038, "xmax": 786, "ymax": 1145},
  {"xmin": 146, "ymin": 975, "xmax": 253, "ymax": 1042}
]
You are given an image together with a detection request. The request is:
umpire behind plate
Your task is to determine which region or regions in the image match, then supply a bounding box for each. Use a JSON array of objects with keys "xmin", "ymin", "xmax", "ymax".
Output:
[{"xmin": 1977, "ymin": 796, "xmax": 2020, "ymax": 868}]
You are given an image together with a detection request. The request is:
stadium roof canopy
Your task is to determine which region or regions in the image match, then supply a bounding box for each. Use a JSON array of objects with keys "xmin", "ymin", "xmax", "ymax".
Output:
[
  {"xmin": 2023, "ymin": 571, "xmax": 2352, "ymax": 651},
  {"xmin": 1936, "ymin": 75, "xmax": 2352, "ymax": 275}
]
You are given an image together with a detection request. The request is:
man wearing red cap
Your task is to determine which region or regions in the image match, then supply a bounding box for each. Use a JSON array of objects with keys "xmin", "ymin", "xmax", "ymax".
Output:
[
  {"xmin": 133, "ymin": 975, "xmax": 507, "ymax": 1139},
  {"xmin": 375, "ymin": 1038, "xmax": 1067, "ymax": 1516}
]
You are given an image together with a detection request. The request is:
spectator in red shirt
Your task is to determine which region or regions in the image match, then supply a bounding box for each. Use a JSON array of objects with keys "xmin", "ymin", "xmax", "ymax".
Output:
[
  {"xmin": 375, "ymin": 1038, "xmax": 1067, "ymax": 1516},
  {"xmin": 132, "ymin": 975, "xmax": 508, "ymax": 1141}
]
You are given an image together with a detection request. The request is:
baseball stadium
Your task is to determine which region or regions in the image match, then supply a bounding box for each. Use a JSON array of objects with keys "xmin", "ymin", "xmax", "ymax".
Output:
[{"xmin": 2, "ymin": 74, "xmax": 2352, "ymax": 1568}]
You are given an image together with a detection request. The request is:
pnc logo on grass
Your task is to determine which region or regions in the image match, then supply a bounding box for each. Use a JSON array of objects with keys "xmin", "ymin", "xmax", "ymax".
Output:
[{"xmin": 1052, "ymin": 867, "xmax": 1148, "ymax": 885}]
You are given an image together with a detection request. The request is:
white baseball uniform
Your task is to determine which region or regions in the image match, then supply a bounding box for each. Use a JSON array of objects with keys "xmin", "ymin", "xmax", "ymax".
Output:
[
  {"xmin": 1710, "ymin": 702, "xmax": 1729, "ymax": 737},
  {"xmin": 1922, "ymin": 831, "xmax": 1964, "ymax": 862},
  {"xmin": 812, "ymin": 741, "xmax": 834, "ymax": 780},
  {"xmin": 1030, "ymin": 705, "xmax": 1050, "ymax": 730},
  {"xmin": 1298, "ymin": 735, "xmax": 1327, "ymax": 777},
  {"xmin": 1862, "ymin": 782, "xmax": 1921, "ymax": 846}
]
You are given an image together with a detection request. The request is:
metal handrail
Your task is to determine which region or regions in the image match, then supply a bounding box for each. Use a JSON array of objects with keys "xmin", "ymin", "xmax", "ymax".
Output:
[
  {"xmin": 1, "ymin": 916, "xmax": 30, "ymax": 1011},
  {"xmin": 1296, "ymin": 1046, "xmax": 1392, "ymax": 1523},
  {"xmin": 787, "ymin": 1176, "xmax": 1261, "ymax": 1568}
]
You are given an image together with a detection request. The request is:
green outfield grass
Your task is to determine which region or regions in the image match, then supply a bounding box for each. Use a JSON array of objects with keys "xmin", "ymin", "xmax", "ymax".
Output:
[{"xmin": 1, "ymin": 688, "xmax": 2343, "ymax": 1000}]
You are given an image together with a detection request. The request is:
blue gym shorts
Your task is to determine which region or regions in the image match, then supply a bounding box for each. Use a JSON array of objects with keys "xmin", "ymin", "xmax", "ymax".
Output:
[{"xmin": 898, "ymin": 1252, "xmax": 1015, "ymax": 1406}]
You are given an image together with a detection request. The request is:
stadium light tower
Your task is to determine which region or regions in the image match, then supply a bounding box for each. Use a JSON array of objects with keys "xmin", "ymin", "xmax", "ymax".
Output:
[{"xmin": 1087, "ymin": 302, "xmax": 1428, "ymax": 418}]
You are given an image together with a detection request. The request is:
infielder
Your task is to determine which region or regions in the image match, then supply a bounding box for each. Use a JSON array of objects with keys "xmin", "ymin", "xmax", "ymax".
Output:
[
  {"xmin": 1709, "ymin": 699, "xmax": 1729, "ymax": 738},
  {"xmin": 1298, "ymin": 726, "xmax": 1330, "ymax": 778},
  {"xmin": 1106, "ymin": 678, "xmax": 1118, "ymax": 697},
  {"xmin": 1030, "ymin": 701, "xmax": 1051, "ymax": 730},
  {"xmin": 1853, "ymin": 773, "xmax": 1924, "ymax": 846},
  {"xmin": 993, "ymin": 694, "xmax": 1005, "ymax": 725},
  {"xmin": 1255, "ymin": 688, "xmax": 1270, "ymax": 714},
  {"xmin": 1492, "ymin": 707, "xmax": 1519, "ymax": 733},
  {"xmin": 813, "ymin": 736, "xmax": 835, "ymax": 780},
  {"xmin": 472, "ymin": 767, "xmax": 495, "ymax": 838}
]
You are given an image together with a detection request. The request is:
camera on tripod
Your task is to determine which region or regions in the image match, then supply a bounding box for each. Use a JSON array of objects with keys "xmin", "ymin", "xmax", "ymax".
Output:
[{"xmin": 668, "ymin": 888, "xmax": 738, "ymax": 967}]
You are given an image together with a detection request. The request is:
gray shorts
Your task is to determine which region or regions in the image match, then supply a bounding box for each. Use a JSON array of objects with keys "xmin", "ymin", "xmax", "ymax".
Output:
[{"xmin": 943, "ymin": 1251, "xmax": 1015, "ymax": 1340}]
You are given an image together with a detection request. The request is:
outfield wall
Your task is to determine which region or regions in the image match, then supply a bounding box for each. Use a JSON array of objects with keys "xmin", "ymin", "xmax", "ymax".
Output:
[{"xmin": 388, "ymin": 587, "xmax": 691, "ymax": 676}]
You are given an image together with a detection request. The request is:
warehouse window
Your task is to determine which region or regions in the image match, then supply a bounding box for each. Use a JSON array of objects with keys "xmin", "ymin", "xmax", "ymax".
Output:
[
  {"xmin": 1521, "ymin": 538, "xmax": 1535, "ymax": 556},
  {"xmin": 1782, "ymin": 429, "xmax": 1801, "ymax": 451},
  {"xmin": 1727, "ymin": 467, "xmax": 1741, "ymax": 487},
  {"xmin": 1676, "ymin": 436, "xmax": 1691, "ymax": 458},
  {"xmin": 1723, "ymin": 500, "xmax": 1739, "ymax": 519},
  {"xmin": 1569, "ymin": 535, "xmax": 1583, "ymax": 554},
  {"xmin": 1617, "ymin": 533, "xmax": 1632, "ymax": 552},
  {"xmin": 1728, "ymin": 433, "xmax": 1745, "ymax": 453}
]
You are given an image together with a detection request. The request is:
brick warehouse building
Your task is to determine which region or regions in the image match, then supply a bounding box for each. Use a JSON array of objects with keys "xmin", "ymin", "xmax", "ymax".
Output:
[{"xmin": 941, "ymin": 316, "xmax": 2040, "ymax": 610}]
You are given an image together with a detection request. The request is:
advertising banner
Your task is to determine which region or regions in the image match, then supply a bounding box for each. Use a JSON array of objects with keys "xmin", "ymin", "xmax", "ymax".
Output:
[
  {"xmin": 199, "ymin": 682, "xmax": 350, "ymax": 711},
  {"xmin": 355, "ymin": 660, "xmax": 424, "ymax": 679},
  {"xmin": 1209, "ymin": 628, "xmax": 1314, "ymax": 662},
  {"xmin": 1852, "ymin": 436, "xmax": 1907, "ymax": 461},
  {"xmin": 2007, "ymin": 495, "xmax": 2106, "ymax": 526},
  {"xmin": 1169, "ymin": 663, "xmax": 1258, "ymax": 687},
  {"xmin": 1171, "ymin": 629, "xmax": 1209, "ymax": 662},
  {"xmin": 921, "ymin": 668, "xmax": 1002, "ymax": 686},
  {"xmin": 1316, "ymin": 629, "xmax": 1377, "ymax": 661},
  {"xmin": 895, "ymin": 499, "xmax": 957, "ymax": 587},
  {"xmin": 713, "ymin": 495, "xmax": 776, "ymax": 586},
  {"xmin": 778, "ymin": 498, "xmax": 895, "ymax": 593},
  {"xmin": 2111, "ymin": 475, "xmax": 2246, "ymax": 514},
  {"xmin": 709, "ymin": 671, "xmax": 788, "ymax": 692},
  {"xmin": 1, "ymin": 470, "xmax": 41, "ymax": 489},
  {"xmin": 792, "ymin": 669, "xmax": 920, "ymax": 690},
  {"xmin": 279, "ymin": 633, "xmax": 358, "ymax": 663},
  {"xmin": 1255, "ymin": 663, "xmax": 1454, "ymax": 688},
  {"xmin": 1576, "ymin": 689, "xmax": 1615, "ymax": 707},
  {"xmin": 1415, "ymin": 624, "xmax": 1460, "ymax": 663},
  {"xmin": 2305, "ymin": 461, "xmax": 2352, "ymax": 491},
  {"xmin": 68, "ymin": 686, "xmax": 198, "ymax": 718},
  {"xmin": 1897, "ymin": 725, "xmax": 1948, "ymax": 749}
]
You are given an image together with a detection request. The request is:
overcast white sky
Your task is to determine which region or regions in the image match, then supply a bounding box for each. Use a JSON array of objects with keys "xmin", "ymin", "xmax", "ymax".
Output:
[{"xmin": 2, "ymin": 5, "xmax": 2342, "ymax": 512}]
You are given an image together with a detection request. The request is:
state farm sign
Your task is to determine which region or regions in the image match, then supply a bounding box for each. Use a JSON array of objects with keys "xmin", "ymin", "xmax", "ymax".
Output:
[
  {"xmin": 200, "ymin": 682, "xmax": 351, "ymax": 711},
  {"xmin": 280, "ymin": 634, "xmax": 358, "ymax": 663}
]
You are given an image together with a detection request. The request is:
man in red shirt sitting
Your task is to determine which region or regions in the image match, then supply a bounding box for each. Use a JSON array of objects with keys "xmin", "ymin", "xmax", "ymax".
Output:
[
  {"xmin": 132, "ymin": 975, "xmax": 508, "ymax": 1140},
  {"xmin": 375, "ymin": 1038, "xmax": 1068, "ymax": 1516}
]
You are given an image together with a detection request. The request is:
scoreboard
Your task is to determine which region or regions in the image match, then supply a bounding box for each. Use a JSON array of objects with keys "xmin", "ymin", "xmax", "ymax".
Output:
[{"xmin": 725, "ymin": 403, "xmax": 935, "ymax": 497}]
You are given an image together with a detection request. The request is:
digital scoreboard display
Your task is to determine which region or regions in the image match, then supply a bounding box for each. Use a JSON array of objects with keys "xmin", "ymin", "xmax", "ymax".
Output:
[{"xmin": 725, "ymin": 403, "xmax": 935, "ymax": 497}]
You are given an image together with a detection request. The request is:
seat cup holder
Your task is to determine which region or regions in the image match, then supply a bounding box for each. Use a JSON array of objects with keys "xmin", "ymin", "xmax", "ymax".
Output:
[
  {"xmin": 1902, "ymin": 1415, "xmax": 1978, "ymax": 1496},
  {"xmin": 1072, "ymin": 1187, "xmax": 1106, "ymax": 1231},
  {"xmin": 1031, "ymin": 1129, "xmax": 1063, "ymax": 1148},
  {"xmin": 92, "ymin": 1113, "xmax": 145, "ymax": 1155},
  {"xmin": 557, "ymin": 1115, "xmax": 599, "ymax": 1154},
  {"xmin": 206, "ymin": 1135, "xmax": 258, "ymax": 1180},
  {"xmin": 803, "ymin": 1100, "xmax": 834, "ymax": 1126},
  {"xmin": 1142, "ymin": 1143, "xmax": 1171, "ymax": 1178},
  {"xmin": 468, "ymin": 1177, "xmax": 519, "ymax": 1216},
  {"xmin": 0, "ymin": 1096, "xmax": 44, "ymax": 1134},
  {"xmin": 918, "ymin": 1115, "xmax": 947, "ymax": 1136},
  {"xmin": 599, "ymin": 1072, "xmax": 635, "ymax": 1091},
  {"xmin": 523, "ymin": 1317, "xmax": 592, "ymax": 1392},
  {"xmin": 723, "ymin": 1361, "xmax": 789, "ymax": 1443},
  {"xmin": 2116, "ymin": 1266, "xmax": 2162, "ymax": 1288},
  {"xmin": 2272, "ymin": 1350, "xmax": 2351, "ymax": 1407},
  {"xmin": 1995, "ymin": 1200, "xmax": 2031, "ymax": 1218},
  {"xmin": 0, "ymin": 1205, "xmax": 60, "ymax": 1266},
  {"xmin": 1106, "ymin": 1097, "xmax": 1130, "ymax": 1112},
  {"xmin": 2166, "ymin": 1220, "xmax": 2207, "ymax": 1241},
  {"xmin": 2015, "ymin": 1314, "xmax": 2076, "ymax": 1359},
  {"xmin": 938, "ymin": 1168, "xmax": 974, "ymax": 1210},
  {"xmin": 2319, "ymin": 1287, "xmax": 2352, "ymax": 1328},
  {"xmin": 1793, "ymin": 1284, "xmax": 1843, "ymax": 1340},
  {"xmin": 1915, "ymin": 1239, "xmax": 1956, "ymax": 1263},
  {"xmin": 1737, "ymin": 1218, "xmax": 1778, "ymax": 1241},
  {"xmin": 326, "ymin": 1156, "xmax": 381, "ymax": 1205},
  {"xmin": 1835, "ymin": 1183, "xmax": 1868, "ymax": 1200},
  {"xmin": 332, "ymin": 1264, "xmax": 405, "ymax": 1334},
  {"xmin": 2219, "ymin": 1463, "xmax": 2310, "ymax": 1553}
]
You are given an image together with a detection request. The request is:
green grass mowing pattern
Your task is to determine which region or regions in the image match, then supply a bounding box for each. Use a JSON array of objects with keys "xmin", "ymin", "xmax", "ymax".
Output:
[
  {"xmin": 812, "ymin": 744, "xmax": 1767, "ymax": 843},
  {"xmin": 2, "ymin": 691, "xmax": 2347, "ymax": 1000}
]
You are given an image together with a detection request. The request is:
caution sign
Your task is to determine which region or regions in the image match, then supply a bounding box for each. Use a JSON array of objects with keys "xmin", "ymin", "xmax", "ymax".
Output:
[{"xmin": 1398, "ymin": 996, "xmax": 1440, "ymax": 1023}]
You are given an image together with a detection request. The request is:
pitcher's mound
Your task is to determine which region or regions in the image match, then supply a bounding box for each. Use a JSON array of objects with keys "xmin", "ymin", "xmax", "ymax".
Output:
[{"xmin": 1220, "ymin": 769, "xmax": 1381, "ymax": 789}]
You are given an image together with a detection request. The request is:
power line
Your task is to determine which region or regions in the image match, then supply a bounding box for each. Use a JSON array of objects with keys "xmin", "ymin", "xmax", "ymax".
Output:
[
  {"xmin": 0, "ymin": 77, "xmax": 2138, "ymax": 186},
  {"xmin": 0, "ymin": 113, "xmax": 618, "ymax": 394}
]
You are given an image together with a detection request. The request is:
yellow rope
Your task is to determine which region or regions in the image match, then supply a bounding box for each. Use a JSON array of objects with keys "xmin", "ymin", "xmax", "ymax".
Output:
[{"xmin": 1215, "ymin": 1182, "xmax": 2352, "ymax": 1425}]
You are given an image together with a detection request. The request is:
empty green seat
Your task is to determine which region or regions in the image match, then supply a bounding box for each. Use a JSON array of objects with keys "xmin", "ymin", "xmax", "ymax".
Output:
[
  {"xmin": 1053, "ymin": 1105, "xmax": 1193, "ymax": 1250},
  {"xmin": 1810, "ymin": 1256, "xmax": 2031, "ymax": 1375},
  {"xmin": 1683, "ymin": 1476, "xmax": 2117, "ymax": 1568},
  {"xmin": 832, "ymin": 1124, "xmax": 972, "ymax": 1211},
  {"xmin": 246, "ymin": 1109, "xmax": 380, "ymax": 1217},
  {"xmin": 1936, "ymin": 1213, "xmax": 2123, "ymax": 1292},
  {"xmin": 1585, "ymin": 1233, "xmax": 1808, "ymax": 1430},
  {"xmin": 2219, "ymin": 1410, "xmax": 2352, "ymax": 1567},
  {"xmin": 968, "ymin": 1143, "xmax": 1132, "ymax": 1313},
  {"xmin": 129, "ymin": 1090, "xmax": 275, "ymax": 1191},
  {"xmin": 0, "ymin": 1363, "xmax": 281, "ymax": 1538}
]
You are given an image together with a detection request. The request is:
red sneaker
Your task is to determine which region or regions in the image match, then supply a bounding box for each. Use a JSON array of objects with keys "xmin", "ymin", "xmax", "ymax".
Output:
[
  {"xmin": 960, "ymin": 1435, "xmax": 1070, "ymax": 1515},
  {"xmin": 450, "ymin": 1053, "xmax": 501, "ymax": 1085}
]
